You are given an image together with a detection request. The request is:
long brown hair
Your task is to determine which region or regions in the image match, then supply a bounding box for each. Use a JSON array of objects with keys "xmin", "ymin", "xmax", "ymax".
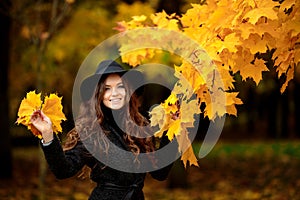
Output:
[{"xmin": 63, "ymin": 73, "xmax": 155, "ymax": 156}]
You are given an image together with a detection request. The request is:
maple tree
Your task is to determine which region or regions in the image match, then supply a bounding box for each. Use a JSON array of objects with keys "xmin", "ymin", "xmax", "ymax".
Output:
[
  {"xmin": 16, "ymin": 91, "xmax": 66, "ymax": 139},
  {"xmin": 115, "ymin": 0, "xmax": 300, "ymax": 167}
]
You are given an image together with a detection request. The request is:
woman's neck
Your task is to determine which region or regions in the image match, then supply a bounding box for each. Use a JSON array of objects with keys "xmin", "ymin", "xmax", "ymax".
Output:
[{"xmin": 101, "ymin": 103, "xmax": 126, "ymax": 133}]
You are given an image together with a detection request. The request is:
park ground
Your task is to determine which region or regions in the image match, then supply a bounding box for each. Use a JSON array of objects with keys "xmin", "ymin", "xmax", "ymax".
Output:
[{"xmin": 0, "ymin": 140, "xmax": 300, "ymax": 200}]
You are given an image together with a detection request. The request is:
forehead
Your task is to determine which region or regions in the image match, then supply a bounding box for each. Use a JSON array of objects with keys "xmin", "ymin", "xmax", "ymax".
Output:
[{"xmin": 104, "ymin": 73, "xmax": 123, "ymax": 85}]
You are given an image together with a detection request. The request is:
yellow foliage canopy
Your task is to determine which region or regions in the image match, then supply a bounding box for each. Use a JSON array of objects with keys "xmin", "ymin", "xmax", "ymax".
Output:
[{"xmin": 116, "ymin": 0, "xmax": 300, "ymax": 167}]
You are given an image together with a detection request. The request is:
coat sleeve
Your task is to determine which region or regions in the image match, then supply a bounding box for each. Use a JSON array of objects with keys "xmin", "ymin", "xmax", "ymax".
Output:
[
  {"xmin": 41, "ymin": 134, "xmax": 88, "ymax": 179},
  {"xmin": 149, "ymin": 135, "xmax": 178, "ymax": 181}
]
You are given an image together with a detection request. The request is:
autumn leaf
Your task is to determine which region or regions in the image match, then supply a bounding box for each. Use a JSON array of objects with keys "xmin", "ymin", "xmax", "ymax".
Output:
[
  {"xmin": 120, "ymin": 48, "xmax": 155, "ymax": 67},
  {"xmin": 162, "ymin": 93, "xmax": 178, "ymax": 114},
  {"xmin": 176, "ymin": 127, "xmax": 199, "ymax": 167},
  {"xmin": 180, "ymin": 4, "xmax": 205, "ymax": 28},
  {"xmin": 16, "ymin": 91, "xmax": 43, "ymax": 138},
  {"xmin": 181, "ymin": 145, "xmax": 199, "ymax": 168},
  {"xmin": 274, "ymin": 50, "xmax": 294, "ymax": 77},
  {"xmin": 166, "ymin": 120, "xmax": 181, "ymax": 140},
  {"xmin": 239, "ymin": 58, "xmax": 269, "ymax": 85},
  {"xmin": 222, "ymin": 33, "xmax": 241, "ymax": 53},
  {"xmin": 17, "ymin": 91, "xmax": 42, "ymax": 126},
  {"xmin": 243, "ymin": 33, "xmax": 268, "ymax": 54},
  {"xmin": 226, "ymin": 92, "xmax": 243, "ymax": 116},
  {"xmin": 150, "ymin": 11, "xmax": 179, "ymax": 30},
  {"xmin": 16, "ymin": 91, "xmax": 66, "ymax": 138},
  {"xmin": 149, "ymin": 104, "xmax": 165, "ymax": 128},
  {"xmin": 132, "ymin": 15, "xmax": 147, "ymax": 22},
  {"xmin": 42, "ymin": 93, "xmax": 66, "ymax": 133},
  {"xmin": 280, "ymin": 66, "xmax": 294, "ymax": 93},
  {"xmin": 243, "ymin": 1, "xmax": 279, "ymax": 24},
  {"xmin": 180, "ymin": 99, "xmax": 200, "ymax": 125}
]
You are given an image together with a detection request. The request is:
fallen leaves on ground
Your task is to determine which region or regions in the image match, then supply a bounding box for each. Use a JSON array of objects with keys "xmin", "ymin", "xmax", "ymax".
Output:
[{"xmin": 1, "ymin": 141, "xmax": 300, "ymax": 200}]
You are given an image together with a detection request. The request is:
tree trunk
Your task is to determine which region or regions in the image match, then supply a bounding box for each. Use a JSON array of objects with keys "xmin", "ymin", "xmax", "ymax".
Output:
[
  {"xmin": 0, "ymin": 0, "xmax": 12, "ymax": 179},
  {"xmin": 295, "ymin": 69, "xmax": 300, "ymax": 138}
]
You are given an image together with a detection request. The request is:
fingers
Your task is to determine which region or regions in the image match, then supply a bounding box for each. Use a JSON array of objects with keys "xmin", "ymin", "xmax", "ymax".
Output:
[
  {"xmin": 30, "ymin": 110, "xmax": 42, "ymax": 125},
  {"xmin": 29, "ymin": 110, "xmax": 54, "ymax": 142},
  {"xmin": 30, "ymin": 110, "xmax": 53, "ymax": 133},
  {"xmin": 40, "ymin": 110, "xmax": 52, "ymax": 125}
]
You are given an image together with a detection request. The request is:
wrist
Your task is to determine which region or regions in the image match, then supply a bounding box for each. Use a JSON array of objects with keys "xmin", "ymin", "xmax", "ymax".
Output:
[
  {"xmin": 42, "ymin": 131, "xmax": 54, "ymax": 143},
  {"xmin": 41, "ymin": 138, "xmax": 53, "ymax": 146}
]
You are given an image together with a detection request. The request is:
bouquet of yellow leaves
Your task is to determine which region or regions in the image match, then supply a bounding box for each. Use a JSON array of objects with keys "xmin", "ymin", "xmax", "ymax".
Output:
[{"xmin": 16, "ymin": 91, "xmax": 66, "ymax": 139}]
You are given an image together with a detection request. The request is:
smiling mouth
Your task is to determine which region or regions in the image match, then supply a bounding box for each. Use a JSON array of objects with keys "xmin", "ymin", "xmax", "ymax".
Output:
[{"xmin": 110, "ymin": 99, "xmax": 122, "ymax": 103}]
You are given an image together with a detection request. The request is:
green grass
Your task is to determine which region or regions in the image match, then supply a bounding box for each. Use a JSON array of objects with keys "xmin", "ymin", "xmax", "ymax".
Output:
[{"xmin": 194, "ymin": 140, "xmax": 300, "ymax": 158}]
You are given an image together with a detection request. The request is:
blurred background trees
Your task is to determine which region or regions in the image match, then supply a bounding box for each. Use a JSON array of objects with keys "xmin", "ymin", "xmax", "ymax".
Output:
[
  {"xmin": 1, "ymin": 0, "xmax": 299, "ymax": 183},
  {"xmin": 0, "ymin": 0, "xmax": 12, "ymax": 179},
  {"xmin": 7, "ymin": 0, "xmax": 202, "ymax": 141}
]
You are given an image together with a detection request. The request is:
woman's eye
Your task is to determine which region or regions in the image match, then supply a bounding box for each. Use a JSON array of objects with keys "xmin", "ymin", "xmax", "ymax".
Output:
[
  {"xmin": 105, "ymin": 87, "xmax": 110, "ymax": 91},
  {"xmin": 118, "ymin": 85, "xmax": 125, "ymax": 89}
]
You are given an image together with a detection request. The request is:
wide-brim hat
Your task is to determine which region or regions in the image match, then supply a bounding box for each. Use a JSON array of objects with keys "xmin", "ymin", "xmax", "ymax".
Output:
[{"xmin": 80, "ymin": 60, "xmax": 144, "ymax": 101}]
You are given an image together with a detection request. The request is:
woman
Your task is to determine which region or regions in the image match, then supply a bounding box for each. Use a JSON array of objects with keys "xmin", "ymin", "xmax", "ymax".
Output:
[{"xmin": 31, "ymin": 60, "xmax": 174, "ymax": 200}]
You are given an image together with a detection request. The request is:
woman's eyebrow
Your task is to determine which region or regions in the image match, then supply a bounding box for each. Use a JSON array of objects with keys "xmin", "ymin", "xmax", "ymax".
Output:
[{"xmin": 105, "ymin": 81, "xmax": 123, "ymax": 87}]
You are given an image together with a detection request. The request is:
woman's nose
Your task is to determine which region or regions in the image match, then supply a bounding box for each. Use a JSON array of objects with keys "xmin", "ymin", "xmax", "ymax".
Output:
[{"xmin": 111, "ymin": 87, "xmax": 118, "ymax": 95}]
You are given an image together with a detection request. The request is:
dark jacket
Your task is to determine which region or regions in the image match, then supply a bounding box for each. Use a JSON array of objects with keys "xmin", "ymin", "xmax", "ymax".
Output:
[{"xmin": 41, "ymin": 122, "xmax": 174, "ymax": 200}]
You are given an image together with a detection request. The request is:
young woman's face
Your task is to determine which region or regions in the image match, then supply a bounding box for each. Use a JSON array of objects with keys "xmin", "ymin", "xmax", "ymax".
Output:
[{"xmin": 102, "ymin": 74, "xmax": 126, "ymax": 110}]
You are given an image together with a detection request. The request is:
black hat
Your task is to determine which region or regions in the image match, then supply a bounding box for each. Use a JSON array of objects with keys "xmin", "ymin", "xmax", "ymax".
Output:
[{"xmin": 80, "ymin": 60, "xmax": 144, "ymax": 101}]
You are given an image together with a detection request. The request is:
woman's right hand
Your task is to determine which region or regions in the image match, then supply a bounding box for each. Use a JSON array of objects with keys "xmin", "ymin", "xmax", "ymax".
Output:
[{"xmin": 30, "ymin": 110, "xmax": 54, "ymax": 143}]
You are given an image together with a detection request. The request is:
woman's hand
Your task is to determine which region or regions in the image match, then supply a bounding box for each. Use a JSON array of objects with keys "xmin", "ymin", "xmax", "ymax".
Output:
[{"xmin": 30, "ymin": 110, "xmax": 54, "ymax": 143}]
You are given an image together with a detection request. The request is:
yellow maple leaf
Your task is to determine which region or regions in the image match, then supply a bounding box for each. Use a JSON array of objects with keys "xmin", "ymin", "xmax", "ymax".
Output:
[
  {"xmin": 225, "ymin": 92, "xmax": 243, "ymax": 116},
  {"xmin": 274, "ymin": 51, "xmax": 294, "ymax": 77},
  {"xmin": 181, "ymin": 145, "xmax": 199, "ymax": 168},
  {"xmin": 243, "ymin": 1, "xmax": 279, "ymax": 24},
  {"xmin": 221, "ymin": 33, "xmax": 241, "ymax": 53},
  {"xmin": 149, "ymin": 104, "xmax": 172, "ymax": 138},
  {"xmin": 226, "ymin": 104, "xmax": 238, "ymax": 116},
  {"xmin": 42, "ymin": 93, "xmax": 67, "ymax": 133},
  {"xmin": 240, "ymin": 58, "xmax": 269, "ymax": 85},
  {"xmin": 149, "ymin": 104, "xmax": 165, "ymax": 128},
  {"xmin": 16, "ymin": 91, "xmax": 66, "ymax": 138},
  {"xmin": 120, "ymin": 48, "xmax": 155, "ymax": 67},
  {"xmin": 166, "ymin": 120, "xmax": 181, "ymax": 141},
  {"xmin": 162, "ymin": 93, "xmax": 178, "ymax": 114},
  {"xmin": 180, "ymin": 4, "xmax": 205, "ymax": 28},
  {"xmin": 206, "ymin": 1, "xmax": 235, "ymax": 30},
  {"xmin": 131, "ymin": 15, "xmax": 147, "ymax": 22},
  {"xmin": 217, "ymin": 66, "xmax": 235, "ymax": 90},
  {"xmin": 150, "ymin": 11, "xmax": 179, "ymax": 30},
  {"xmin": 153, "ymin": 116, "xmax": 171, "ymax": 138},
  {"xmin": 17, "ymin": 91, "xmax": 42, "ymax": 126},
  {"xmin": 176, "ymin": 128, "xmax": 199, "ymax": 168},
  {"xmin": 243, "ymin": 33, "xmax": 268, "ymax": 54},
  {"xmin": 180, "ymin": 99, "xmax": 200, "ymax": 125},
  {"xmin": 280, "ymin": 65, "xmax": 294, "ymax": 93}
]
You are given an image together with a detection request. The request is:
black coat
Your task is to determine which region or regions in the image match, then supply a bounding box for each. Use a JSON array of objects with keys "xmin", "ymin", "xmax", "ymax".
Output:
[{"xmin": 41, "ymin": 123, "xmax": 174, "ymax": 200}]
